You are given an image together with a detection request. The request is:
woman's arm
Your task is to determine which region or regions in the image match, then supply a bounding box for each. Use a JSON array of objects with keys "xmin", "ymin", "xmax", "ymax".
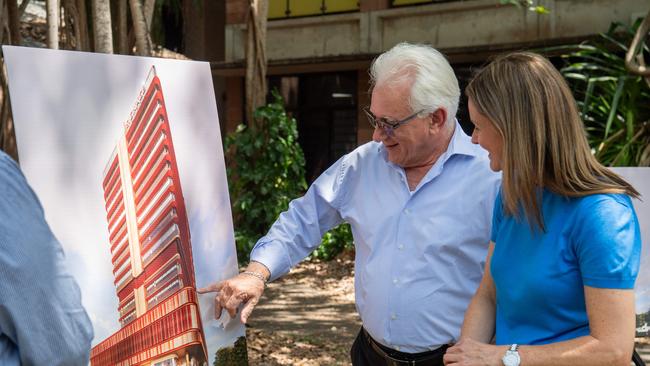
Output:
[
  {"xmin": 516, "ymin": 287, "xmax": 635, "ymax": 366},
  {"xmin": 460, "ymin": 242, "xmax": 497, "ymax": 343},
  {"xmin": 444, "ymin": 287, "xmax": 635, "ymax": 366}
]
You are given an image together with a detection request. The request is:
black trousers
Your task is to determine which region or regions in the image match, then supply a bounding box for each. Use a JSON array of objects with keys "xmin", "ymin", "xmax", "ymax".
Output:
[{"xmin": 350, "ymin": 327, "xmax": 447, "ymax": 366}]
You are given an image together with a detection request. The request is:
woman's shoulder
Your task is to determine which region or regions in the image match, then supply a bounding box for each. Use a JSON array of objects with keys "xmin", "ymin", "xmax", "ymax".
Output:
[
  {"xmin": 568, "ymin": 192, "xmax": 638, "ymax": 239},
  {"xmin": 574, "ymin": 192, "xmax": 635, "ymax": 213},
  {"xmin": 542, "ymin": 191, "xmax": 636, "ymax": 233}
]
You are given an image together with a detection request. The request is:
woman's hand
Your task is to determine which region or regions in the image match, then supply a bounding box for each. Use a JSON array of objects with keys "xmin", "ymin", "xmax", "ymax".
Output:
[{"xmin": 443, "ymin": 338, "xmax": 507, "ymax": 366}]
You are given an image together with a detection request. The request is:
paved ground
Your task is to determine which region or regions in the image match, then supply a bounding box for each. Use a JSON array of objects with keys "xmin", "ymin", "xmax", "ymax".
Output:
[{"xmin": 246, "ymin": 252, "xmax": 360, "ymax": 365}]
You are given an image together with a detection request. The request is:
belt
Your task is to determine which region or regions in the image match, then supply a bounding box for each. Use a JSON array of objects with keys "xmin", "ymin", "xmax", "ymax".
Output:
[{"xmin": 362, "ymin": 328, "xmax": 448, "ymax": 366}]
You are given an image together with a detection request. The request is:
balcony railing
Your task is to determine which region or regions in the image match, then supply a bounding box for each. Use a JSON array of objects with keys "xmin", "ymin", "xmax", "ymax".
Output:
[{"xmin": 269, "ymin": 0, "xmax": 359, "ymax": 19}]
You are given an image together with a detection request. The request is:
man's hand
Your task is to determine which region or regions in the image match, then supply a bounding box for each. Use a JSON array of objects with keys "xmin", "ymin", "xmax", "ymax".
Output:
[{"xmin": 197, "ymin": 261, "xmax": 270, "ymax": 324}]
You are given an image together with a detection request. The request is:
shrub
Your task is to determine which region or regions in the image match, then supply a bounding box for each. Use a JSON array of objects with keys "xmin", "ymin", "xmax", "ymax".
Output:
[
  {"xmin": 226, "ymin": 91, "xmax": 355, "ymax": 264},
  {"xmin": 225, "ymin": 90, "xmax": 307, "ymax": 263}
]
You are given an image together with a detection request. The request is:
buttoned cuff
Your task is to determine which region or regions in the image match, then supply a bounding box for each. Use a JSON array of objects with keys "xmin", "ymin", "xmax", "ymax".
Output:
[{"xmin": 250, "ymin": 240, "xmax": 292, "ymax": 282}]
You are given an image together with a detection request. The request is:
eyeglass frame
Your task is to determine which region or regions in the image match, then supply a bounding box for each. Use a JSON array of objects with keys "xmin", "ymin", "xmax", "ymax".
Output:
[{"xmin": 363, "ymin": 107, "xmax": 427, "ymax": 135}]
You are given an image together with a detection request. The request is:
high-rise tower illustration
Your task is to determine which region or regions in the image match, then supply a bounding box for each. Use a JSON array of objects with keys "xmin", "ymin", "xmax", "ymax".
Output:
[{"xmin": 91, "ymin": 67, "xmax": 207, "ymax": 366}]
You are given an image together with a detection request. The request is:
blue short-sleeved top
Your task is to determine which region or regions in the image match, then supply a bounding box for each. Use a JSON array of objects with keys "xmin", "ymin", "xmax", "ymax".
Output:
[{"xmin": 490, "ymin": 189, "xmax": 641, "ymax": 345}]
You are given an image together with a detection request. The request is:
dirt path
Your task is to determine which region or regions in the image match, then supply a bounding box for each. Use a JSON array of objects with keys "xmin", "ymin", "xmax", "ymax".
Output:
[{"xmin": 246, "ymin": 251, "xmax": 361, "ymax": 365}]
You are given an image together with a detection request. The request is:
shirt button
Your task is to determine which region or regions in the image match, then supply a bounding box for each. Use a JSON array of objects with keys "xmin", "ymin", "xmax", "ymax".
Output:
[
  {"xmin": 391, "ymin": 313, "xmax": 397, "ymax": 320},
  {"xmin": 395, "ymin": 345, "xmax": 401, "ymax": 351},
  {"xmin": 398, "ymin": 244, "xmax": 404, "ymax": 250},
  {"xmin": 404, "ymin": 208, "xmax": 411, "ymax": 214},
  {"xmin": 393, "ymin": 279, "xmax": 398, "ymax": 284}
]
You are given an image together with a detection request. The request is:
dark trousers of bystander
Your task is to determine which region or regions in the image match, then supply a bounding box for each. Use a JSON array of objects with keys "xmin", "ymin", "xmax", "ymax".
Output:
[{"xmin": 350, "ymin": 327, "xmax": 447, "ymax": 366}]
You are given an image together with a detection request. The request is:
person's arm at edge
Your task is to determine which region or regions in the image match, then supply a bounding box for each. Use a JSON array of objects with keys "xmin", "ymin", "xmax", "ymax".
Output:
[{"xmin": 0, "ymin": 153, "xmax": 93, "ymax": 365}]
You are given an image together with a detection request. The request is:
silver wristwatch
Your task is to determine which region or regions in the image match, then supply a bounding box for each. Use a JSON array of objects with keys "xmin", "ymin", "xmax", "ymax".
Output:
[{"xmin": 502, "ymin": 344, "xmax": 520, "ymax": 366}]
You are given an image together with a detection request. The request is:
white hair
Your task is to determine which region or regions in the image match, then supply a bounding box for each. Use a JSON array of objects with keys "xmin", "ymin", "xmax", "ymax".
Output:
[{"xmin": 369, "ymin": 42, "xmax": 460, "ymax": 125}]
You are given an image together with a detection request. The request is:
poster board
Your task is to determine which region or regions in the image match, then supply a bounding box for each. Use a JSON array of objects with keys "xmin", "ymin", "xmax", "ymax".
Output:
[{"xmin": 3, "ymin": 46, "xmax": 244, "ymax": 366}]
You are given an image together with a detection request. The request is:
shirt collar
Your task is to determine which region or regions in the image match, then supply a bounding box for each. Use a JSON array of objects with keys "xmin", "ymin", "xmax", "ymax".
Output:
[{"xmin": 447, "ymin": 119, "xmax": 480, "ymax": 158}]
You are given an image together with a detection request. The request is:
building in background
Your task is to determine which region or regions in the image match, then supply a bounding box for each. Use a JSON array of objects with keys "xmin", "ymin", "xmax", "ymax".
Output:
[
  {"xmin": 213, "ymin": 0, "xmax": 646, "ymax": 181},
  {"xmin": 91, "ymin": 66, "xmax": 207, "ymax": 366}
]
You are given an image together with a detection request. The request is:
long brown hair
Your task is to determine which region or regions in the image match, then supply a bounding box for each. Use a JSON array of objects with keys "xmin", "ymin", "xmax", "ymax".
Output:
[{"xmin": 466, "ymin": 52, "xmax": 639, "ymax": 230}]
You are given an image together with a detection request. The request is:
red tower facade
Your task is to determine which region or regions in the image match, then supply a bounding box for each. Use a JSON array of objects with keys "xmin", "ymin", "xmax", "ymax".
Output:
[{"xmin": 91, "ymin": 67, "xmax": 207, "ymax": 366}]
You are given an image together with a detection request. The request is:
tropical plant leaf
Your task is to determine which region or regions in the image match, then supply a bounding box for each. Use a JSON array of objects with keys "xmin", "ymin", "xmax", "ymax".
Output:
[
  {"xmin": 603, "ymin": 76, "xmax": 626, "ymax": 140},
  {"xmin": 551, "ymin": 21, "xmax": 650, "ymax": 166},
  {"xmin": 581, "ymin": 78, "xmax": 596, "ymax": 119}
]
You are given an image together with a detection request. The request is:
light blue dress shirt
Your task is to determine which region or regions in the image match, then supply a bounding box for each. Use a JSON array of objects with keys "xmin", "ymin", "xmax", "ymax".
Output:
[
  {"xmin": 251, "ymin": 122, "xmax": 501, "ymax": 353},
  {"xmin": 0, "ymin": 151, "xmax": 93, "ymax": 365}
]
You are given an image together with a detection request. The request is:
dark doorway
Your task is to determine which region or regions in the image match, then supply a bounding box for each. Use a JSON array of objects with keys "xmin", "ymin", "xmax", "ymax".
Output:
[{"xmin": 270, "ymin": 72, "xmax": 358, "ymax": 183}]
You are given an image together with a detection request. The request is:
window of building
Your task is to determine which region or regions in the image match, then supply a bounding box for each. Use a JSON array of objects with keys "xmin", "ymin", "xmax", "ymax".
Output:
[
  {"xmin": 269, "ymin": 0, "xmax": 359, "ymax": 19},
  {"xmin": 152, "ymin": 357, "xmax": 177, "ymax": 366},
  {"xmin": 392, "ymin": 0, "xmax": 457, "ymax": 6}
]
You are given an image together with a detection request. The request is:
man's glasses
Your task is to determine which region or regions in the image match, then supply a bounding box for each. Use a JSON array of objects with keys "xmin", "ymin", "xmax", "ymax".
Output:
[{"xmin": 363, "ymin": 107, "xmax": 425, "ymax": 136}]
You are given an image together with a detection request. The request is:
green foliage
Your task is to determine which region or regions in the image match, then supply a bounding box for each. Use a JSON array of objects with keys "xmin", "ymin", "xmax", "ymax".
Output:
[
  {"xmin": 227, "ymin": 90, "xmax": 356, "ymax": 263},
  {"xmin": 226, "ymin": 90, "xmax": 307, "ymax": 263},
  {"xmin": 553, "ymin": 21, "xmax": 650, "ymax": 166},
  {"xmin": 214, "ymin": 336, "xmax": 248, "ymax": 366},
  {"xmin": 310, "ymin": 223, "xmax": 354, "ymax": 261},
  {"xmin": 499, "ymin": 0, "xmax": 549, "ymax": 14}
]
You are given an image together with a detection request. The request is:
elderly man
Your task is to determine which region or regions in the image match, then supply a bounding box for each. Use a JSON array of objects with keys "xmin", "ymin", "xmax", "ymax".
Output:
[
  {"xmin": 0, "ymin": 151, "xmax": 93, "ymax": 365},
  {"xmin": 200, "ymin": 42, "xmax": 501, "ymax": 366}
]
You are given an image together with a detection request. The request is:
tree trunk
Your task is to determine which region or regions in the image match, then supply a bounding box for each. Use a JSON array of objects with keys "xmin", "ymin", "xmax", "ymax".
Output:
[
  {"xmin": 46, "ymin": 0, "xmax": 58, "ymax": 48},
  {"xmin": 18, "ymin": 0, "xmax": 30, "ymax": 18},
  {"xmin": 0, "ymin": 0, "xmax": 7, "ymax": 44},
  {"xmin": 62, "ymin": 0, "xmax": 84, "ymax": 50},
  {"xmin": 245, "ymin": 0, "xmax": 268, "ymax": 128},
  {"xmin": 92, "ymin": 0, "xmax": 113, "ymax": 53},
  {"xmin": 0, "ymin": 0, "xmax": 20, "ymax": 161},
  {"xmin": 7, "ymin": 0, "xmax": 21, "ymax": 45},
  {"xmin": 129, "ymin": 0, "xmax": 152, "ymax": 56},
  {"xmin": 144, "ymin": 0, "xmax": 155, "ymax": 32},
  {"xmin": 116, "ymin": 0, "xmax": 128, "ymax": 54},
  {"xmin": 75, "ymin": 0, "xmax": 90, "ymax": 51}
]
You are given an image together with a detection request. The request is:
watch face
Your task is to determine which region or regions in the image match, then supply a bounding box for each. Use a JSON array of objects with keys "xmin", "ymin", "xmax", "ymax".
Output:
[{"xmin": 502, "ymin": 352, "xmax": 520, "ymax": 366}]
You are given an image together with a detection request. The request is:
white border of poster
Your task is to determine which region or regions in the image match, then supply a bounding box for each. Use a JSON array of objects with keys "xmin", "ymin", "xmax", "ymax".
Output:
[
  {"xmin": 611, "ymin": 168, "xmax": 650, "ymax": 338},
  {"xmin": 3, "ymin": 46, "xmax": 244, "ymax": 364}
]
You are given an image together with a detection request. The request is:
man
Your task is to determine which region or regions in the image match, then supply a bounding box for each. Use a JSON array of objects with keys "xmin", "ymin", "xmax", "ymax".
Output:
[
  {"xmin": 200, "ymin": 43, "xmax": 501, "ymax": 366},
  {"xmin": 0, "ymin": 151, "xmax": 93, "ymax": 365}
]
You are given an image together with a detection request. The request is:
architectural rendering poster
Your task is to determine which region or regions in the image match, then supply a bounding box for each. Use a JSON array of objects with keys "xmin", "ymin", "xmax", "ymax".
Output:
[
  {"xmin": 3, "ymin": 46, "xmax": 244, "ymax": 366},
  {"xmin": 611, "ymin": 168, "xmax": 650, "ymax": 338}
]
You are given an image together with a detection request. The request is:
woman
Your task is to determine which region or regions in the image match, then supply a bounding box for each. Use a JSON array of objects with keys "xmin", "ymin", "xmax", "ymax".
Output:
[{"xmin": 443, "ymin": 52, "xmax": 642, "ymax": 366}]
